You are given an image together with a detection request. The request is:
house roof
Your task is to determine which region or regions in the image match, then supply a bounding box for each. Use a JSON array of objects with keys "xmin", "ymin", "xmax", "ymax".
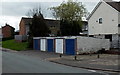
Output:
[
  {"xmin": 45, "ymin": 19, "xmax": 60, "ymax": 27},
  {"xmin": 21, "ymin": 17, "xmax": 60, "ymax": 26},
  {"xmin": 2, "ymin": 24, "xmax": 15, "ymax": 30},
  {"xmin": 87, "ymin": 2, "xmax": 102, "ymax": 20},
  {"xmin": 106, "ymin": 1, "xmax": 120, "ymax": 12},
  {"xmin": 87, "ymin": 0, "xmax": 120, "ymax": 20}
]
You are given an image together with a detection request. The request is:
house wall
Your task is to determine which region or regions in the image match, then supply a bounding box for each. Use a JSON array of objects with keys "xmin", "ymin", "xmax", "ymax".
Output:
[
  {"xmin": 0, "ymin": 28, "xmax": 2, "ymax": 38},
  {"xmin": 25, "ymin": 25, "xmax": 29, "ymax": 35},
  {"xmin": 119, "ymin": 12, "xmax": 120, "ymax": 24},
  {"xmin": 2, "ymin": 26, "xmax": 14, "ymax": 38},
  {"xmin": 19, "ymin": 18, "xmax": 60, "ymax": 36},
  {"xmin": 118, "ymin": 12, "xmax": 120, "ymax": 34},
  {"xmin": 49, "ymin": 27, "xmax": 60, "ymax": 36},
  {"xmin": 119, "ymin": 13, "xmax": 120, "ymax": 48},
  {"xmin": 45, "ymin": 20, "xmax": 60, "ymax": 36},
  {"xmin": 19, "ymin": 20, "xmax": 26, "ymax": 35},
  {"xmin": 0, "ymin": 28, "xmax": 2, "ymax": 35},
  {"xmin": 88, "ymin": 2, "xmax": 119, "ymax": 35}
]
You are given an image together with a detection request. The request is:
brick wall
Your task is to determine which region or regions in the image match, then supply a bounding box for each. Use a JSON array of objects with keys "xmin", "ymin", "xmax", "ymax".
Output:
[
  {"xmin": 19, "ymin": 18, "xmax": 60, "ymax": 36},
  {"xmin": 2, "ymin": 25, "xmax": 14, "ymax": 38},
  {"xmin": 19, "ymin": 19, "xmax": 26, "ymax": 35}
]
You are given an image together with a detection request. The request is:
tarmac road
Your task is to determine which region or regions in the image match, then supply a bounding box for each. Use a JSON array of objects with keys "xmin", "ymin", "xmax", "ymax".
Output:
[{"xmin": 2, "ymin": 51, "xmax": 108, "ymax": 74}]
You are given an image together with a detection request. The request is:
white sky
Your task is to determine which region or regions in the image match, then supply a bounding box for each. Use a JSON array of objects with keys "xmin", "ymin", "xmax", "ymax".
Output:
[{"xmin": 0, "ymin": 0, "xmax": 120, "ymax": 31}]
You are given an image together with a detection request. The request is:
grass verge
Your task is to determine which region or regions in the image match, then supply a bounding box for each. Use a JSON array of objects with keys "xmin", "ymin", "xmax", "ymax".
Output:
[{"xmin": 2, "ymin": 39, "xmax": 28, "ymax": 51}]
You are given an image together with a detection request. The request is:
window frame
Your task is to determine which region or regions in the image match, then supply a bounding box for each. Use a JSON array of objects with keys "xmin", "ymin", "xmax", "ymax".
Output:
[{"xmin": 99, "ymin": 18, "xmax": 102, "ymax": 24}]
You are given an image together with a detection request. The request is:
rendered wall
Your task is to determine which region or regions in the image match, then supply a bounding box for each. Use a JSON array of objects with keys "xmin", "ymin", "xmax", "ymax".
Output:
[
  {"xmin": 88, "ymin": 2, "xmax": 118, "ymax": 35},
  {"xmin": 118, "ymin": 12, "xmax": 120, "ymax": 34},
  {"xmin": 77, "ymin": 36, "xmax": 110, "ymax": 54}
]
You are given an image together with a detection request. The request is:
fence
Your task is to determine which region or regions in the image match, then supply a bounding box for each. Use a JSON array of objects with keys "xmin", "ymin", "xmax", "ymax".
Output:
[{"xmin": 15, "ymin": 35, "xmax": 28, "ymax": 42}]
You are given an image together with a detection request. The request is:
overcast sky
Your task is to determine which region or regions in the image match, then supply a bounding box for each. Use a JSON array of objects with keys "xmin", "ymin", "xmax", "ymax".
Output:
[{"xmin": 0, "ymin": 0, "xmax": 120, "ymax": 31}]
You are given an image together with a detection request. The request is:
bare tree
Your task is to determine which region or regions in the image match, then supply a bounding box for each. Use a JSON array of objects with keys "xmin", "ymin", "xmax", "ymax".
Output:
[{"xmin": 26, "ymin": 7, "xmax": 42, "ymax": 18}]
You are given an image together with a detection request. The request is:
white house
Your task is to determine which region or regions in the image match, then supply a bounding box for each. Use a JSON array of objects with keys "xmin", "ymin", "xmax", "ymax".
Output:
[{"xmin": 87, "ymin": 0, "xmax": 120, "ymax": 48}]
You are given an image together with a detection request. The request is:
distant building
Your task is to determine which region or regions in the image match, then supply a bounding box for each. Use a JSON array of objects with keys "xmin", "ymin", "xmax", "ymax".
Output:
[
  {"xmin": 87, "ymin": 0, "xmax": 120, "ymax": 48},
  {"xmin": 19, "ymin": 17, "xmax": 88, "ymax": 37},
  {"xmin": 2, "ymin": 24, "xmax": 15, "ymax": 38},
  {"xmin": 19, "ymin": 17, "xmax": 60, "ymax": 36},
  {"xmin": 0, "ymin": 28, "xmax": 2, "ymax": 38}
]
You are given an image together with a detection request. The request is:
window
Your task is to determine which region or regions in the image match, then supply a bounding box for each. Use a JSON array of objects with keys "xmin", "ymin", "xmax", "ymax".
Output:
[
  {"xmin": 105, "ymin": 35, "xmax": 112, "ymax": 42},
  {"xmin": 118, "ymin": 24, "xmax": 120, "ymax": 27},
  {"xmin": 99, "ymin": 18, "xmax": 102, "ymax": 24}
]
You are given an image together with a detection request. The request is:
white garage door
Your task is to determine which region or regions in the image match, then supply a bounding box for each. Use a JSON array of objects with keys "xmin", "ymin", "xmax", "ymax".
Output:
[
  {"xmin": 40, "ymin": 39, "xmax": 46, "ymax": 51},
  {"xmin": 55, "ymin": 39, "xmax": 64, "ymax": 54}
]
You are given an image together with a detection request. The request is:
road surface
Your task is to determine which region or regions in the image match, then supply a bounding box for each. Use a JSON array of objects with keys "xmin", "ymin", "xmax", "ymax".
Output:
[{"xmin": 2, "ymin": 51, "xmax": 108, "ymax": 74}]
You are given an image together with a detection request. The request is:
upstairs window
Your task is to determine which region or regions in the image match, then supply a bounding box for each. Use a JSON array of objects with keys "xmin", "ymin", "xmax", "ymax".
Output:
[{"xmin": 99, "ymin": 18, "xmax": 102, "ymax": 24}]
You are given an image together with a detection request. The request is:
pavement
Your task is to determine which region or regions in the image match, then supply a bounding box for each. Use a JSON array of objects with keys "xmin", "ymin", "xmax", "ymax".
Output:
[
  {"xmin": 1, "ymin": 47, "xmax": 120, "ymax": 73},
  {"xmin": 48, "ymin": 54, "xmax": 120, "ymax": 73}
]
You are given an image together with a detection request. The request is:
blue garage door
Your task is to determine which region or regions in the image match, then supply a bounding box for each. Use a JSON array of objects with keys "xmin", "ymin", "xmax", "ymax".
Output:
[
  {"xmin": 65, "ymin": 39, "xmax": 75, "ymax": 55},
  {"xmin": 33, "ymin": 39, "xmax": 40, "ymax": 50},
  {"xmin": 47, "ymin": 39, "xmax": 54, "ymax": 52}
]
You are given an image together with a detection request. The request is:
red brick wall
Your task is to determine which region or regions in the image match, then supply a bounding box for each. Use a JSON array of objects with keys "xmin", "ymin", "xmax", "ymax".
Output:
[
  {"xmin": 19, "ymin": 20, "xmax": 26, "ymax": 35},
  {"xmin": 2, "ymin": 26, "xmax": 14, "ymax": 38}
]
